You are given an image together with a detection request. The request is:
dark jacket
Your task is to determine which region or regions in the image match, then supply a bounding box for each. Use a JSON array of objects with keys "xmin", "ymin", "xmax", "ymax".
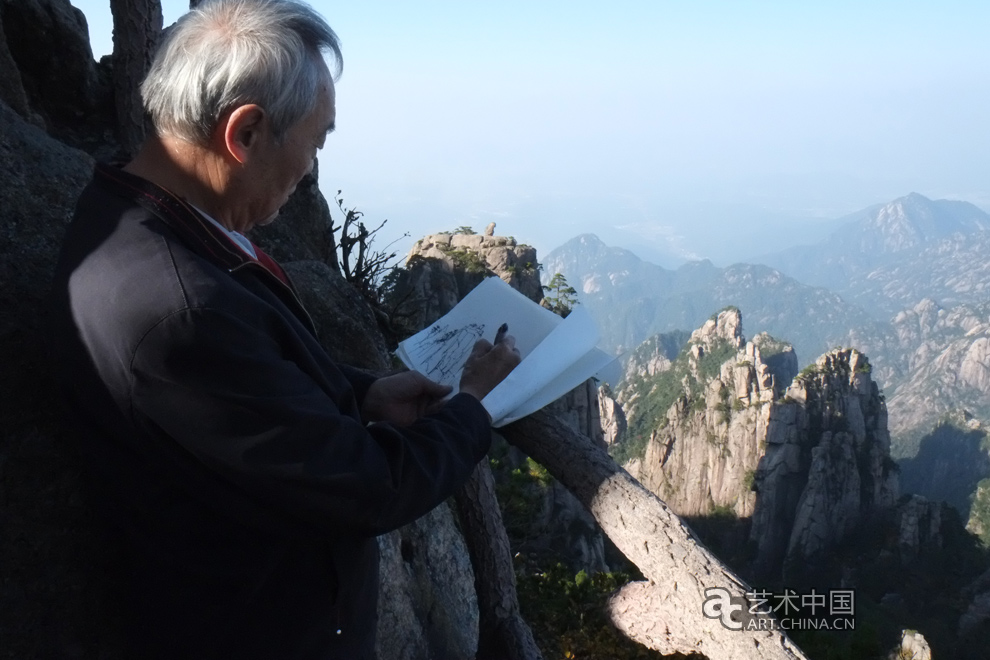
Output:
[{"xmin": 49, "ymin": 163, "xmax": 492, "ymax": 659}]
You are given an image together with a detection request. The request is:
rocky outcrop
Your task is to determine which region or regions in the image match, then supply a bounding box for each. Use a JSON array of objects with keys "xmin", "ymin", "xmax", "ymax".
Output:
[
  {"xmin": 895, "ymin": 495, "xmax": 944, "ymax": 563},
  {"xmin": 543, "ymin": 232, "xmax": 877, "ymax": 363},
  {"xmin": 959, "ymin": 567, "xmax": 990, "ymax": 637},
  {"xmin": 968, "ymin": 479, "xmax": 990, "ymax": 546},
  {"xmin": 887, "ymin": 629, "xmax": 932, "ymax": 660},
  {"xmin": 880, "ymin": 299, "xmax": 990, "ymax": 456},
  {"xmin": 897, "ymin": 416, "xmax": 990, "ymax": 520},
  {"xmin": 0, "ymin": 95, "xmax": 101, "ymax": 660},
  {"xmin": 376, "ymin": 504, "xmax": 480, "ymax": 660},
  {"xmin": 617, "ymin": 314, "xmax": 898, "ymax": 580},
  {"xmin": 598, "ymin": 387, "xmax": 627, "ymax": 446},
  {"xmin": 0, "ymin": 7, "xmax": 35, "ymax": 124},
  {"xmin": 400, "ymin": 233, "xmax": 542, "ymax": 327},
  {"xmin": 0, "ymin": 0, "xmax": 115, "ymax": 153},
  {"xmin": 620, "ymin": 310, "xmax": 795, "ymax": 519},
  {"xmin": 750, "ymin": 349, "xmax": 898, "ymax": 578}
]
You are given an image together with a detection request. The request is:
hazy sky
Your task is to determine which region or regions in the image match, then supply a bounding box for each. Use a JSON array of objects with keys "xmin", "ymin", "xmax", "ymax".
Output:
[{"xmin": 72, "ymin": 0, "xmax": 990, "ymax": 267}]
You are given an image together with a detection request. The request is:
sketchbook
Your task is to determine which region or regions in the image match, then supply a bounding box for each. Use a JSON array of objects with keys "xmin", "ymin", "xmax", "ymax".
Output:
[{"xmin": 396, "ymin": 277, "xmax": 618, "ymax": 427}]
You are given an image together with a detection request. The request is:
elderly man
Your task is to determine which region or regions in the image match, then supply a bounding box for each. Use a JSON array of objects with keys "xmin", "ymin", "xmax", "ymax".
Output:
[{"xmin": 49, "ymin": 0, "xmax": 519, "ymax": 658}]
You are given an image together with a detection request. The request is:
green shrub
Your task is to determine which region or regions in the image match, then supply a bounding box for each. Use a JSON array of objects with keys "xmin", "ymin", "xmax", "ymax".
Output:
[{"xmin": 515, "ymin": 564, "xmax": 668, "ymax": 659}]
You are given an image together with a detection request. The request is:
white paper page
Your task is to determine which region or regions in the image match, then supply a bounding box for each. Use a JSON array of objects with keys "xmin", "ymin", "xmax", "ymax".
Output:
[
  {"xmin": 481, "ymin": 305, "xmax": 601, "ymax": 424},
  {"xmin": 492, "ymin": 347, "xmax": 617, "ymax": 427},
  {"xmin": 396, "ymin": 277, "xmax": 562, "ymax": 390}
]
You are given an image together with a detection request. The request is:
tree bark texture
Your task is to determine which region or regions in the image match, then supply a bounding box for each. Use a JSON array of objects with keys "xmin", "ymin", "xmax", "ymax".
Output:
[
  {"xmin": 453, "ymin": 461, "xmax": 543, "ymax": 660},
  {"xmin": 502, "ymin": 410, "xmax": 810, "ymax": 660},
  {"xmin": 109, "ymin": 0, "xmax": 162, "ymax": 157}
]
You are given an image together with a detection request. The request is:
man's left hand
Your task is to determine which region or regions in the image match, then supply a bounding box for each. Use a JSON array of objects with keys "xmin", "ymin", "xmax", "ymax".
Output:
[{"xmin": 361, "ymin": 371, "xmax": 452, "ymax": 427}]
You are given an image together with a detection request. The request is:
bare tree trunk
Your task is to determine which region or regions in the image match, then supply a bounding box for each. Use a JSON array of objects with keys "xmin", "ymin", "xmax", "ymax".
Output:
[
  {"xmin": 109, "ymin": 0, "xmax": 162, "ymax": 157},
  {"xmin": 453, "ymin": 462, "xmax": 543, "ymax": 660},
  {"xmin": 502, "ymin": 410, "xmax": 810, "ymax": 660}
]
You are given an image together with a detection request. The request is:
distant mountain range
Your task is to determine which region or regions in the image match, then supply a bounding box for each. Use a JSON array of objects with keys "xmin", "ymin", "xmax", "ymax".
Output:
[
  {"xmin": 542, "ymin": 234, "xmax": 880, "ymax": 369},
  {"xmin": 544, "ymin": 192, "xmax": 990, "ymax": 457},
  {"xmin": 759, "ymin": 193, "xmax": 990, "ymax": 319}
]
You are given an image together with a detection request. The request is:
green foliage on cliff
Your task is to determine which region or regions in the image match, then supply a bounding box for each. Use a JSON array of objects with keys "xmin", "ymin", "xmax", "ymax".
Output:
[
  {"xmin": 612, "ymin": 335, "xmax": 738, "ymax": 465},
  {"xmin": 488, "ymin": 442, "xmax": 669, "ymax": 659},
  {"xmin": 755, "ymin": 335, "xmax": 790, "ymax": 358},
  {"xmin": 490, "ymin": 454, "xmax": 552, "ymax": 539},
  {"xmin": 435, "ymin": 244, "xmax": 489, "ymax": 274},
  {"xmin": 698, "ymin": 340, "xmax": 738, "ymax": 381},
  {"xmin": 969, "ymin": 478, "xmax": 990, "ymax": 547},
  {"xmin": 515, "ymin": 564, "xmax": 669, "ymax": 660}
]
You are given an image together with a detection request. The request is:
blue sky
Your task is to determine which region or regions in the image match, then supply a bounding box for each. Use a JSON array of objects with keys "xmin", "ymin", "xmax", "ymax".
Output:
[{"xmin": 71, "ymin": 0, "xmax": 990, "ymax": 266}]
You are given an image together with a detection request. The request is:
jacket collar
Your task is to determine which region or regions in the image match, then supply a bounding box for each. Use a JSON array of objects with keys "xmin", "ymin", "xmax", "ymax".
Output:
[
  {"xmin": 93, "ymin": 162, "xmax": 316, "ymax": 333},
  {"xmin": 94, "ymin": 162, "xmax": 257, "ymax": 272}
]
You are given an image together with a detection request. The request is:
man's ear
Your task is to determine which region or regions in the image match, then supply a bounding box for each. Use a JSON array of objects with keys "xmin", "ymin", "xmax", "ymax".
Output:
[{"xmin": 222, "ymin": 104, "xmax": 268, "ymax": 164}]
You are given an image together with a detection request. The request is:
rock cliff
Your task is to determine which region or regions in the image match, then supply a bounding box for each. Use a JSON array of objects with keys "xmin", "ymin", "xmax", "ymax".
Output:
[
  {"xmin": 749, "ymin": 349, "xmax": 898, "ymax": 577},
  {"xmin": 398, "ymin": 232, "xmax": 542, "ymax": 330},
  {"xmin": 618, "ymin": 309, "xmax": 796, "ymax": 521},
  {"xmin": 614, "ymin": 311, "xmax": 904, "ymax": 581},
  {"xmin": 879, "ymin": 299, "xmax": 990, "ymax": 456},
  {"xmin": 897, "ymin": 415, "xmax": 990, "ymax": 524},
  {"xmin": 598, "ymin": 385, "xmax": 627, "ymax": 447}
]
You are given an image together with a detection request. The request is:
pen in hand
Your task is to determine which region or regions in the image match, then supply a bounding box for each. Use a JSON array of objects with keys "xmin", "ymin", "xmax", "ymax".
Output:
[{"xmin": 494, "ymin": 322, "xmax": 508, "ymax": 344}]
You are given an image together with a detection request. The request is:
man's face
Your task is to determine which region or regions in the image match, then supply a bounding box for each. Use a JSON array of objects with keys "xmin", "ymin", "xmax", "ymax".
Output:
[{"xmin": 251, "ymin": 76, "xmax": 336, "ymax": 227}]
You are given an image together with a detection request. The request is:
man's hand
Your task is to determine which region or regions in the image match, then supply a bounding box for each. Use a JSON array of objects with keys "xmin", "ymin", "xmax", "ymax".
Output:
[
  {"xmin": 458, "ymin": 334, "xmax": 521, "ymax": 402},
  {"xmin": 362, "ymin": 372, "xmax": 452, "ymax": 427}
]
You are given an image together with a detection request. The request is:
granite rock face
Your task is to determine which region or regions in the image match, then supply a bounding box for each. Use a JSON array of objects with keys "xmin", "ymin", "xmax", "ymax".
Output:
[
  {"xmin": 598, "ymin": 387, "xmax": 627, "ymax": 446},
  {"xmin": 880, "ymin": 299, "xmax": 990, "ymax": 456},
  {"xmin": 0, "ymin": 97, "xmax": 105, "ymax": 660},
  {"xmin": 895, "ymin": 495, "xmax": 944, "ymax": 563},
  {"xmin": 376, "ymin": 504, "xmax": 480, "ymax": 660},
  {"xmin": 0, "ymin": 101, "xmax": 94, "ymax": 428},
  {"xmin": 0, "ymin": 7, "xmax": 35, "ymax": 123},
  {"xmin": 622, "ymin": 310, "xmax": 795, "ymax": 519},
  {"xmin": 0, "ymin": 0, "xmax": 114, "ymax": 149},
  {"xmin": 616, "ymin": 311, "xmax": 899, "ymax": 580},
  {"xmin": 750, "ymin": 349, "xmax": 898, "ymax": 578},
  {"xmin": 959, "ymin": 567, "xmax": 990, "ymax": 638},
  {"xmin": 887, "ymin": 629, "xmax": 932, "ymax": 660},
  {"xmin": 400, "ymin": 232, "xmax": 542, "ymax": 329},
  {"xmin": 897, "ymin": 415, "xmax": 990, "ymax": 524}
]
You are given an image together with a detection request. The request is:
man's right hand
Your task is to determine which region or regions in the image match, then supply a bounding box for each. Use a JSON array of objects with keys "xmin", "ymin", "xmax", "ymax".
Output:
[{"xmin": 458, "ymin": 334, "xmax": 521, "ymax": 401}]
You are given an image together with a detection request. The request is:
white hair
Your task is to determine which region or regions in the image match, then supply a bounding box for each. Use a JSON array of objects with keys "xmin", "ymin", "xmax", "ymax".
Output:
[{"xmin": 140, "ymin": 0, "xmax": 341, "ymax": 144}]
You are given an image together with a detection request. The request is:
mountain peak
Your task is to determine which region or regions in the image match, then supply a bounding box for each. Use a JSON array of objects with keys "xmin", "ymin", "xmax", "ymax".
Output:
[{"xmin": 861, "ymin": 193, "xmax": 990, "ymax": 253}]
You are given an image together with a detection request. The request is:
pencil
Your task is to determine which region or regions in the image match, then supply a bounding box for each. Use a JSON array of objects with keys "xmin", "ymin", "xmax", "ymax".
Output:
[{"xmin": 494, "ymin": 323, "xmax": 508, "ymax": 344}]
